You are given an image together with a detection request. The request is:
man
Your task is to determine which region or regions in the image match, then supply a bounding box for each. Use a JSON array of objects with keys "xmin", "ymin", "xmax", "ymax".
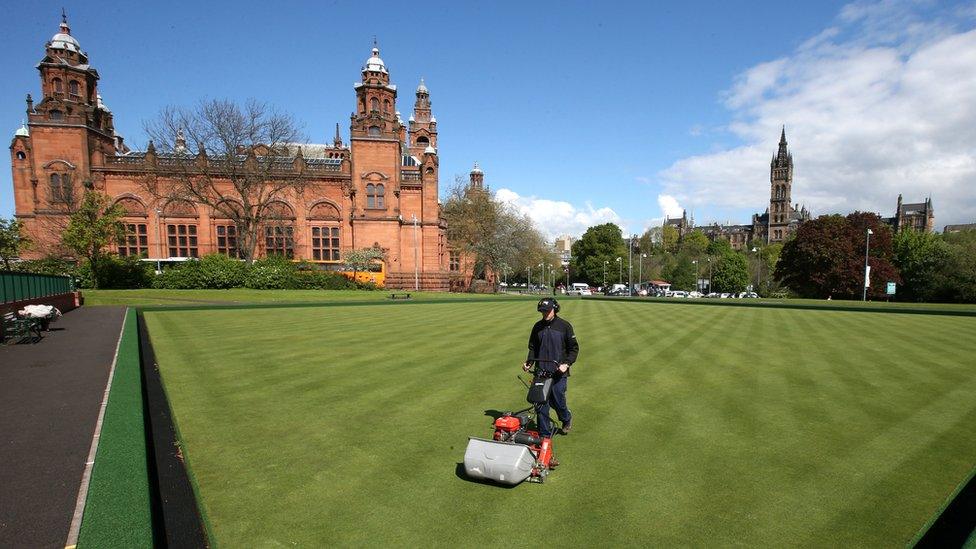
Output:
[{"xmin": 523, "ymin": 297, "xmax": 579, "ymax": 447}]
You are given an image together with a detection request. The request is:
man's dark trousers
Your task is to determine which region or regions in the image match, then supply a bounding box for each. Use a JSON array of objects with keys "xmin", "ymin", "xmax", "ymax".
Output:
[{"xmin": 536, "ymin": 376, "xmax": 570, "ymax": 437}]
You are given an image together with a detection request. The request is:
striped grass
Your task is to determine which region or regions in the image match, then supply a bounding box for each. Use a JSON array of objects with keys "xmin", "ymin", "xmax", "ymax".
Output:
[{"xmin": 143, "ymin": 299, "xmax": 976, "ymax": 546}]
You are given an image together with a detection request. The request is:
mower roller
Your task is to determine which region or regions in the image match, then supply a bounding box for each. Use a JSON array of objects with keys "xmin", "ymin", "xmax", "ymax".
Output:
[{"xmin": 463, "ymin": 358, "xmax": 560, "ymax": 485}]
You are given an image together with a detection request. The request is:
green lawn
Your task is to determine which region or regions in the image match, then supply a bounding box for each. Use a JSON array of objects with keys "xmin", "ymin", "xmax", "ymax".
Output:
[{"xmin": 142, "ymin": 299, "xmax": 976, "ymax": 546}]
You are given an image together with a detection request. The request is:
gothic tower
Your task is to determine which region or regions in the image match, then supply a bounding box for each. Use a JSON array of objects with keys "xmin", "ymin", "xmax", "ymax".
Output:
[
  {"xmin": 408, "ymin": 78, "xmax": 437, "ymax": 159},
  {"xmin": 767, "ymin": 127, "xmax": 794, "ymax": 243}
]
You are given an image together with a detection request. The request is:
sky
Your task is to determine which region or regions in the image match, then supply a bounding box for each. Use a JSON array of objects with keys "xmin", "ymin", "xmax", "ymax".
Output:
[{"xmin": 2, "ymin": 0, "xmax": 975, "ymax": 239}]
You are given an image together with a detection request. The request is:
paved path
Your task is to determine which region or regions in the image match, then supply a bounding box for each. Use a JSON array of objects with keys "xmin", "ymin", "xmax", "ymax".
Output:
[{"xmin": 0, "ymin": 306, "xmax": 125, "ymax": 548}]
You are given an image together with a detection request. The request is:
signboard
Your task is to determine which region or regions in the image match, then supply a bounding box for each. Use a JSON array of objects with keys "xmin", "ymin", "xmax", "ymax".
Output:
[
  {"xmin": 864, "ymin": 266, "xmax": 871, "ymax": 288},
  {"xmin": 886, "ymin": 282, "xmax": 896, "ymax": 295}
]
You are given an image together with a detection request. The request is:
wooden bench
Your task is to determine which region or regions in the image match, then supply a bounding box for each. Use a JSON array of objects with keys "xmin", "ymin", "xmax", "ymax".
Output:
[
  {"xmin": 2, "ymin": 311, "xmax": 43, "ymax": 345},
  {"xmin": 388, "ymin": 293, "xmax": 412, "ymax": 300}
]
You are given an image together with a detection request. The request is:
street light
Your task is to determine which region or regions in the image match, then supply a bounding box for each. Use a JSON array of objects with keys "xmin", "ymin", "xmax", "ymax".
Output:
[
  {"xmin": 706, "ymin": 257, "xmax": 712, "ymax": 294},
  {"xmin": 538, "ymin": 263, "xmax": 545, "ymax": 290},
  {"xmin": 862, "ymin": 228, "xmax": 873, "ymax": 301},
  {"xmin": 616, "ymin": 257, "xmax": 622, "ymax": 284},
  {"xmin": 527, "ymin": 265, "xmax": 531, "ymax": 294},
  {"xmin": 639, "ymin": 253, "xmax": 647, "ymax": 292},
  {"xmin": 692, "ymin": 259, "xmax": 699, "ymax": 293},
  {"xmin": 628, "ymin": 234, "xmax": 636, "ymax": 296},
  {"xmin": 603, "ymin": 260, "xmax": 609, "ymax": 289}
]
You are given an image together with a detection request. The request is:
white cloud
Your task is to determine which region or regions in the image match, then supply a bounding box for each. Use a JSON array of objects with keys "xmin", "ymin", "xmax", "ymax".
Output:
[
  {"xmin": 660, "ymin": 1, "xmax": 976, "ymax": 229},
  {"xmin": 494, "ymin": 188, "xmax": 622, "ymax": 240}
]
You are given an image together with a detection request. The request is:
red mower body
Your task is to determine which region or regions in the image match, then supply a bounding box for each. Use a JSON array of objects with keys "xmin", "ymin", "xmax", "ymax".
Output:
[{"xmin": 490, "ymin": 413, "xmax": 554, "ymax": 482}]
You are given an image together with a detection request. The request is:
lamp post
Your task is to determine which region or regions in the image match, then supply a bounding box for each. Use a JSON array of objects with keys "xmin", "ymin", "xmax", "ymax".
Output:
[
  {"xmin": 412, "ymin": 214, "xmax": 419, "ymax": 291},
  {"xmin": 639, "ymin": 253, "xmax": 647, "ymax": 291},
  {"xmin": 527, "ymin": 265, "xmax": 531, "ymax": 293},
  {"xmin": 550, "ymin": 264, "xmax": 555, "ymax": 294},
  {"xmin": 862, "ymin": 228, "xmax": 873, "ymax": 301},
  {"xmin": 628, "ymin": 235, "xmax": 635, "ymax": 296},
  {"xmin": 155, "ymin": 209, "xmax": 164, "ymax": 273},
  {"xmin": 693, "ymin": 259, "xmax": 699, "ymax": 293},
  {"xmin": 706, "ymin": 257, "xmax": 712, "ymax": 294},
  {"xmin": 538, "ymin": 263, "xmax": 545, "ymax": 290},
  {"xmin": 603, "ymin": 260, "xmax": 609, "ymax": 290},
  {"xmin": 616, "ymin": 257, "xmax": 622, "ymax": 284}
]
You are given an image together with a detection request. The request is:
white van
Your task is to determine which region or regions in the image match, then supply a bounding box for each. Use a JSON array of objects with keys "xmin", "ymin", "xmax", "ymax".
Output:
[{"xmin": 570, "ymin": 283, "xmax": 592, "ymax": 296}]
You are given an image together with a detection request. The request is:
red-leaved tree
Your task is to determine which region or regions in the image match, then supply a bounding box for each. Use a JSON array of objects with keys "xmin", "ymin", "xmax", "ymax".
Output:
[{"xmin": 776, "ymin": 212, "xmax": 900, "ymax": 299}]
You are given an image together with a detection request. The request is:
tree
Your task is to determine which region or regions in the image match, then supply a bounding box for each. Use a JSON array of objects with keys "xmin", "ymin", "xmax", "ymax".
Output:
[
  {"xmin": 679, "ymin": 229, "xmax": 709, "ymax": 258},
  {"xmin": 711, "ymin": 253, "xmax": 749, "ymax": 293},
  {"xmin": 664, "ymin": 254, "xmax": 697, "ymax": 291},
  {"xmin": 343, "ymin": 247, "xmax": 385, "ymax": 283},
  {"xmin": 441, "ymin": 177, "xmax": 554, "ymax": 284},
  {"xmin": 775, "ymin": 212, "xmax": 900, "ymax": 299},
  {"xmin": 0, "ymin": 217, "xmax": 31, "ymax": 270},
  {"xmin": 892, "ymin": 229, "xmax": 950, "ymax": 301},
  {"xmin": 706, "ymin": 238, "xmax": 734, "ymax": 258},
  {"xmin": 62, "ymin": 191, "xmax": 125, "ymax": 289},
  {"xmin": 143, "ymin": 99, "xmax": 306, "ymax": 263},
  {"xmin": 931, "ymin": 230, "xmax": 976, "ymax": 303},
  {"xmin": 569, "ymin": 223, "xmax": 626, "ymax": 285},
  {"xmin": 661, "ymin": 225, "xmax": 679, "ymax": 254}
]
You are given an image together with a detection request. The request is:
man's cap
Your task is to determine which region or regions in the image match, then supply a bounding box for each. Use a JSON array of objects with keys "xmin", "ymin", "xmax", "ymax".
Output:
[{"xmin": 537, "ymin": 298, "xmax": 560, "ymax": 313}]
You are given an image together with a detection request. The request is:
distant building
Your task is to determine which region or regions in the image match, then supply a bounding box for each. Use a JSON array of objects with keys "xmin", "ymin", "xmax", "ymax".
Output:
[
  {"xmin": 944, "ymin": 223, "xmax": 976, "ymax": 234},
  {"xmin": 883, "ymin": 195, "xmax": 934, "ymax": 233},
  {"xmin": 553, "ymin": 235, "xmax": 572, "ymax": 265},
  {"xmin": 664, "ymin": 128, "xmax": 811, "ymax": 250}
]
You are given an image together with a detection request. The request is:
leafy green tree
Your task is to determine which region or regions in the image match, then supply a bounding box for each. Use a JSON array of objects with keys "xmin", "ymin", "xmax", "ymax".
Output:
[
  {"xmin": 892, "ymin": 229, "xmax": 950, "ymax": 301},
  {"xmin": 706, "ymin": 238, "xmax": 734, "ymax": 258},
  {"xmin": 679, "ymin": 229, "xmax": 709, "ymax": 258},
  {"xmin": 661, "ymin": 225, "xmax": 679, "ymax": 254},
  {"xmin": 931, "ymin": 230, "xmax": 976, "ymax": 303},
  {"xmin": 0, "ymin": 217, "xmax": 31, "ymax": 270},
  {"xmin": 570, "ymin": 223, "xmax": 626, "ymax": 285},
  {"xmin": 711, "ymin": 253, "xmax": 749, "ymax": 293},
  {"xmin": 62, "ymin": 191, "xmax": 125, "ymax": 289},
  {"xmin": 664, "ymin": 254, "xmax": 697, "ymax": 291}
]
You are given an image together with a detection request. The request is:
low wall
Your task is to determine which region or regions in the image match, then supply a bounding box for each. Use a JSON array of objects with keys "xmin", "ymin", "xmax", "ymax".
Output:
[{"xmin": 1, "ymin": 291, "xmax": 82, "ymax": 316}]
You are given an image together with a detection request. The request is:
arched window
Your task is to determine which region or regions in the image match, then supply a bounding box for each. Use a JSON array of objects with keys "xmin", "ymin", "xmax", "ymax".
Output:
[
  {"xmin": 366, "ymin": 184, "xmax": 385, "ymax": 209},
  {"xmin": 383, "ymin": 99, "xmax": 391, "ymax": 113},
  {"xmin": 16, "ymin": 151, "xmax": 26, "ymax": 160},
  {"xmin": 368, "ymin": 126, "xmax": 381, "ymax": 137},
  {"xmin": 53, "ymin": 78, "xmax": 63, "ymax": 93},
  {"xmin": 69, "ymin": 80, "xmax": 80, "ymax": 96},
  {"xmin": 416, "ymin": 136, "xmax": 429, "ymax": 146},
  {"xmin": 50, "ymin": 173, "xmax": 71, "ymax": 202},
  {"xmin": 366, "ymin": 184, "xmax": 376, "ymax": 208},
  {"xmin": 370, "ymin": 97, "xmax": 379, "ymax": 112},
  {"xmin": 49, "ymin": 110, "xmax": 63, "ymax": 121}
]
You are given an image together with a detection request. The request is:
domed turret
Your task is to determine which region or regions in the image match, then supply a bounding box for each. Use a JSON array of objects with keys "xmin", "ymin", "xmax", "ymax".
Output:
[
  {"xmin": 363, "ymin": 47, "xmax": 388, "ymax": 74},
  {"xmin": 15, "ymin": 122, "xmax": 30, "ymax": 137},
  {"xmin": 49, "ymin": 12, "xmax": 82, "ymax": 53}
]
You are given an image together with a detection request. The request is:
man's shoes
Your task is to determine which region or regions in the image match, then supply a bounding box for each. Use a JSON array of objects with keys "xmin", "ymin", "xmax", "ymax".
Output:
[
  {"xmin": 561, "ymin": 418, "xmax": 572, "ymax": 434},
  {"xmin": 549, "ymin": 456, "xmax": 559, "ymax": 468}
]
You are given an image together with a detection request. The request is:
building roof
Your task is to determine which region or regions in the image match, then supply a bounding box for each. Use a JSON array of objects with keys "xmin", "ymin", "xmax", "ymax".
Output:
[
  {"xmin": 363, "ymin": 47, "xmax": 388, "ymax": 74},
  {"xmin": 15, "ymin": 122, "xmax": 29, "ymax": 137},
  {"xmin": 283, "ymin": 143, "xmax": 346, "ymax": 158},
  {"xmin": 417, "ymin": 78, "xmax": 428, "ymax": 94},
  {"xmin": 49, "ymin": 17, "xmax": 82, "ymax": 53},
  {"xmin": 900, "ymin": 202, "xmax": 929, "ymax": 215},
  {"xmin": 944, "ymin": 223, "xmax": 976, "ymax": 233},
  {"xmin": 470, "ymin": 161, "xmax": 483, "ymax": 175}
]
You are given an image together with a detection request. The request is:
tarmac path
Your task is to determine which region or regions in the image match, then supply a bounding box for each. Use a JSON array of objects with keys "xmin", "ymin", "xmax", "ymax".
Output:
[{"xmin": 0, "ymin": 306, "xmax": 125, "ymax": 548}]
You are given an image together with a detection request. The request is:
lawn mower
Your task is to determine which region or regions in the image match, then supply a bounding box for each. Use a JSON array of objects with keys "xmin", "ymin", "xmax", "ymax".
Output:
[{"xmin": 462, "ymin": 358, "xmax": 561, "ymax": 485}]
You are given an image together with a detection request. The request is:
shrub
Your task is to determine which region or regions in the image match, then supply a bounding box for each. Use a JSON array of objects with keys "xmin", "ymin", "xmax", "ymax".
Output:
[{"xmin": 243, "ymin": 255, "xmax": 298, "ymax": 289}]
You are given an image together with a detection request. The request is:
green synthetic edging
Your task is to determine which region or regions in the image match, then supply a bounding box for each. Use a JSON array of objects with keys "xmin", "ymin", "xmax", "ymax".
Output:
[
  {"xmin": 77, "ymin": 308, "xmax": 155, "ymax": 548},
  {"xmin": 584, "ymin": 295, "xmax": 976, "ymax": 317}
]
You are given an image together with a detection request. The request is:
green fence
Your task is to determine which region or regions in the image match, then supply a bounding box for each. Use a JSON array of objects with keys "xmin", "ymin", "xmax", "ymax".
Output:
[{"xmin": 0, "ymin": 271, "xmax": 74, "ymax": 304}]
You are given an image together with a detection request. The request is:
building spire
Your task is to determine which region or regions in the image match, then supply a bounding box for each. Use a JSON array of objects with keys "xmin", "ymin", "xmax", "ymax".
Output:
[
  {"xmin": 780, "ymin": 125, "xmax": 786, "ymax": 145},
  {"xmin": 334, "ymin": 122, "xmax": 342, "ymax": 147},
  {"xmin": 60, "ymin": 8, "xmax": 70, "ymax": 34}
]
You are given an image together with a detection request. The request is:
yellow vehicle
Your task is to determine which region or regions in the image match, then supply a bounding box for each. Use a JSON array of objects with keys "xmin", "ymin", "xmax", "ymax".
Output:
[{"xmin": 300, "ymin": 260, "xmax": 386, "ymax": 286}]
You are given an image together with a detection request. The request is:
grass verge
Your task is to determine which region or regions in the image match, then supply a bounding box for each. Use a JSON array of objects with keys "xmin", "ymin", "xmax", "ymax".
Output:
[{"xmin": 76, "ymin": 308, "xmax": 155, "ymax": 548}]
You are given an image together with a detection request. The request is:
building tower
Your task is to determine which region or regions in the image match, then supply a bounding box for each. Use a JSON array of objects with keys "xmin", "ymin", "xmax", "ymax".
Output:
[
  {"xmin": 469, "ymin": 162, "xmax": 484, "ymax": 189},
  {"xmin": 10, "ymin": 13, "xmax": 122, "ymax": 254},
  {"xmin": 408, "ymin": 78, "xmax": 437, "ymax": 159},
  {"xmin": 767, "ymin": 127, "xmax": 794, "ymax": 243}
]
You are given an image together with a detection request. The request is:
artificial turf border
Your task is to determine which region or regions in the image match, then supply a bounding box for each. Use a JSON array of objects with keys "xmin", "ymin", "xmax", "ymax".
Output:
[{"xmin": 77, "ymin": 297, "xmax": 976, "ymax": 544}]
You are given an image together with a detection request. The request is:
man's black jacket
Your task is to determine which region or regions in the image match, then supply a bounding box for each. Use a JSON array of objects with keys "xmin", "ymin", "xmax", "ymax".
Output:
[{"xmin": 527, "ymin": 315, "xmax": 579, "ymax": 376}]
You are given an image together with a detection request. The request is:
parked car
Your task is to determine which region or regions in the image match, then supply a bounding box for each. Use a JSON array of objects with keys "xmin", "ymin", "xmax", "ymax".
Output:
[
  {"xmin": 671, "ymin": 290, "xmax": 689, "ymax": 298},
  {"xmin": 740, "ymin": 292, "xmax": 759, "ymax": 298},
  {"xmin": 688, "ymin": 291, "xmax": 703, "ymax": 298}
]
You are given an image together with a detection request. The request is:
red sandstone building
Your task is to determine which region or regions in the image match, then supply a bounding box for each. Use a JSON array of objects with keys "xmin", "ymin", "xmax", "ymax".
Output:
[{"xmin": 9, "ymin": 17, "xmax": 456, "ymax": 290}]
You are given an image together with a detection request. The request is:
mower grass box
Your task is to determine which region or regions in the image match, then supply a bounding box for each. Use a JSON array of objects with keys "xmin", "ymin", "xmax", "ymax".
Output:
[{"xmin": 463, "ymin": 438, "xmax": 536, "ymax": 485}]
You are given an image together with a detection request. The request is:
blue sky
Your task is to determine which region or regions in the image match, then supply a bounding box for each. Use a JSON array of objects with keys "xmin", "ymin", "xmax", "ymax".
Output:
[{"xmin": 3, "ymin": 0, "xmax": 975, "ymax": 237}]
